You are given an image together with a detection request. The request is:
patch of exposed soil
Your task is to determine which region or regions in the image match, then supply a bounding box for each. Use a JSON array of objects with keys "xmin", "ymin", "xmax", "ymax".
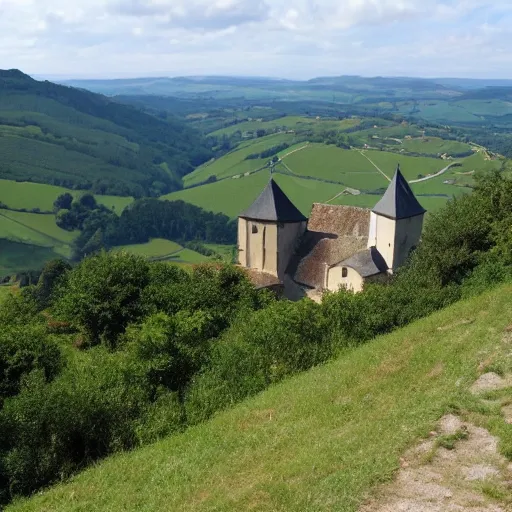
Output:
[
  {"xmin": 359, "ymin": 412, "xmax": 512, "ymax": 512},
  {"xmin": 470, "ymin": 373, "xmax": 512, "ymax": 395}
]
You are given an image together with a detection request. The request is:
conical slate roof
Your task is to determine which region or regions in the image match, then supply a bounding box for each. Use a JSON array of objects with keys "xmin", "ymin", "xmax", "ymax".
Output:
[
  {"xmin": 372, "ymin": 166, "xmax": 426, "ymax": 220},
  {"xmin": 239, "ymin": 178, "xmax": 307, "ymax": 222}
]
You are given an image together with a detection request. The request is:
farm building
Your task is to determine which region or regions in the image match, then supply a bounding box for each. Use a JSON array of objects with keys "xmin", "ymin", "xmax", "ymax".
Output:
[{"xmin": 237, "ymin": 166, "xmax": 425, "ymax": 299}]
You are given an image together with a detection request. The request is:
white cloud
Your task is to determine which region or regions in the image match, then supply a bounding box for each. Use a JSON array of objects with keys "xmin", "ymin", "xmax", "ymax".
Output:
[{"xmin": 0, "ymin": 0, "xmax": 511, "ymax": 78}]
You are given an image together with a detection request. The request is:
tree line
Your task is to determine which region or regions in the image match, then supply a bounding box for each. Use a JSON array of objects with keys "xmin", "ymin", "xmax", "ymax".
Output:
[{"xmin": 53, "ymin": 193, "xmax": 236, "ymax": 260}]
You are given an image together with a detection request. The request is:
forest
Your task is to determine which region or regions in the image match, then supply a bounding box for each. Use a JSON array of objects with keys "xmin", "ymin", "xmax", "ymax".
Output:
[
  {"xmin": 1, "ymin": 170, "xmax": 512, "ymax": 505},
  {"xmin": 0, "ymin": 70, "xmax": 213, "ymax": 196},
  {"xmin": 53, "ymin": 193, "xmax": 236, "ymax": 260}
]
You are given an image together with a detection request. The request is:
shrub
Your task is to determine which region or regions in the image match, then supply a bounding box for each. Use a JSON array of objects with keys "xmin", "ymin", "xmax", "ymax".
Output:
[
  {"xmin": 185, "ymin": 339, "xmax": 267, "ymax": 424},
  {"xmin": 125, "ymin": 310, "xmax": 213, "ymax": 392},
  {"xmin": 185, "ymin": 299, "xmax": 331, "ymax": 423},
  {"xmin": 0, "ymin": 325, "xmax": 62, "ymax": 404},
  {"xmin": 54, "ymin": 251, "xmax": 150, "ymax": 347},
  {"xmin": 0, "ymin": 349, "xmax": 148, "ymax": 499}
]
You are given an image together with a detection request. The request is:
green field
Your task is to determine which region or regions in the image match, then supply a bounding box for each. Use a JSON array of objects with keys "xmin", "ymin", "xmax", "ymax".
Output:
[
  {"xmin": 166, "ymin": 170, "xmax": 345, "ymax": 218},
  {"xmin": 204, "ymin": 244, "xmax": 236, "ymax": 262},
  {"xmin": 0, "ymin": 179, "xmax": 133, "ymax": 213},
  {"xmin": 0, "ymin": 239, "xmax": 63, "ymax": 275},
  {"xmin": 169, "ymin": 248, "xmax": 211, "ymax": 264},
  {"xmin": 183, "ymin": 133, "xmax": 297, "ymax": 187},
  {"xmin": 400, "ymin": 136, "xmax": 472, "ymax": 155},
  {"xmin": 168, "ymin": 141, "xmax": 495, "ymax": 218},
  {"xmin": 12, "ymin": 283, "xmax": 512, "ymax": 512},
  {"xmin": 209, "ymin": 116, "xmax": 360, "ymax": 138},
  {"xmin": 113, "ymin": 239, "xmax": 182, "ymax": 259}
]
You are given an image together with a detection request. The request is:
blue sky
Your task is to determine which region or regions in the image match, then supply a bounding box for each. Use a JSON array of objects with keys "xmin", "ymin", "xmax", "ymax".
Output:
[{"xmin": 0, "ymin": 0, "xmax": 511, "ymax": 79}]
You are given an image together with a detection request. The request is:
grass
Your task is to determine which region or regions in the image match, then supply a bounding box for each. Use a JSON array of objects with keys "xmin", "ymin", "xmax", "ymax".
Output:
[
  {"xmin": 183, "ymin": 133, "xmax": 296, "ymax": 187},
  {"xmin": 204, "ymin": 244, "xmax": 236, "ymax": 262},
  {"xmin": 0, "ymin": 284, "xmax": 15, "ymax": 303},
  {"xmin": 169, "ymin": 248, "xmax": 211, "ymax": 264},
  {"xmin": 208, "ymin": 116, "xmax": 312, "ymax": 137},
  {"xmin": 0, "ymin": 210, "xmax": 76, "ymax": 259},
  {"xmin": 165, "ymin": 171, "xmax": 271, "ymax": 217},
  {"xmin": 113, "ymin": 239, "xmax": 183, "ymax": 259},
  {"xmin": 0, "ymin": 179, "xmax": 133, "ymax": 213},
  {"xmin": 283, "ymin": 144, "xmax": 389, "ymax": 190},
  {"xmin": 166, "ymin": 170, "xmax": 346, "ymax": 218},
  {"xmin": 401, "ymin": 137, "xmax": 471, "ymax": 155},
  {"xmin": 0, "ymin": 239, "xmax": 62, "ymax": 276},
  {"xmin": 10, "ymin": 283, "xmax": 512, "ymax": 512}
]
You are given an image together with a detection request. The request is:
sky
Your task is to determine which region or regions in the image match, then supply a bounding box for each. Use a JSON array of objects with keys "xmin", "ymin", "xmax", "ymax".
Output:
[{"xmin": 0, "ymin": 0, "xmax": 511, "ymax": 80}]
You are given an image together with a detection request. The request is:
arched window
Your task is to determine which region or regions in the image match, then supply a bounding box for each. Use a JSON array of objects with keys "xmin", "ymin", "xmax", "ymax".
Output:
[
  {"xmin": 342, "ymin": 267, "xmax": 348, "ymax": 278},
  {"xmin": 252, "ymin": 225, "xmax": 258, "ymax": 234}
]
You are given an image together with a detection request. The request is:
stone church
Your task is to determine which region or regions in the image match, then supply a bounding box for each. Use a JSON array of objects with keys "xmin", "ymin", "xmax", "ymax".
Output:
[{"xmin": 237, "ymin": 166, "xmax": 426, "ymax": 299}]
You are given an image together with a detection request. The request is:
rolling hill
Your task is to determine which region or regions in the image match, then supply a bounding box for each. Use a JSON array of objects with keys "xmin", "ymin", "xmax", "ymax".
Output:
[
  {"xmin": 0, "ymin": 69, "xmax": 212, "ymax": 197},
  {"xmin": 9, "ymin": 282, "xmax": 512, "ymax": 512}
]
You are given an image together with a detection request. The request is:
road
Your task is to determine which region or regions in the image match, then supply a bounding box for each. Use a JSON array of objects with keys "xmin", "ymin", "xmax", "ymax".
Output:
[{"xmin": 408, "ymin": 163, "xmax": 458, "ymax": 184}]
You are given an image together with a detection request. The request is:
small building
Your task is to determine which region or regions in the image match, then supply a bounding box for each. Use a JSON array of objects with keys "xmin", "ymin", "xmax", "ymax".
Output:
[{"xmin": 237, "ymin": 166, "xmax": 426, "ymax": 298}]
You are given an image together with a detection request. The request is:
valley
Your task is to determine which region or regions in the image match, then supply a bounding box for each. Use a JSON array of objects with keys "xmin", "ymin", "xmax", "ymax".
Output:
[{"xmin": 0, "ymin": 70, "xmax": 508, "ymax": 278}]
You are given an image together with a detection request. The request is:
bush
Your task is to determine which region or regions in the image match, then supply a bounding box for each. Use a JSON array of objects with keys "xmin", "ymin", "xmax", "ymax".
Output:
[
  {"xmin": 125, "ymin": 311, "xmax": 213, "ymax": 392},
  {"xmin": 0, "ymin": 349, "xmax": 148, "ymax": 499},
  {"xmin": 33, "ymin": 259, "xmax": 72, "ymax": 310},
  {"xmin": 185, "ymin": 299, "xmax": 331, "ymax": 423},
  {"xmin": 54, "ymin": 251, "xmax": 150, "ymax": 347},
  {"xmin": 185, "ymin": 339, "xmax": 267, "ymax": 424},
  {"xmin": 0, "ymin": 325, "xmax": 62, "ymax": 404}
]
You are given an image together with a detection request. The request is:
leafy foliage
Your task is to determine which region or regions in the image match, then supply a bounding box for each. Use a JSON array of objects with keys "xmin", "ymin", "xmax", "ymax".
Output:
[
  {"xmin": 0, "ymin": 70, "xmax": 213, "ymax": 196},
  {"xmin": 4, "ymin": 170, "xmax": 512, "ymax": 506}
]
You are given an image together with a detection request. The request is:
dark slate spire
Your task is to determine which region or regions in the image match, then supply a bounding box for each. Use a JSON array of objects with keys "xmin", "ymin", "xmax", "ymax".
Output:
[
  {"xmin": 372, "ymin": 166, "xmax": 426, "ymax": 220},
  {"xmin": 239, "ymin": 178, "xmax": 307, "ymax": 222}
]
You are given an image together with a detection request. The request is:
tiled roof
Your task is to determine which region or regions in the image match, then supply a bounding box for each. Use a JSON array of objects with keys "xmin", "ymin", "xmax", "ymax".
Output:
[
  {"xmin": 239, "ymin": 178, "xmax": 307, "ymax": 223},
  {"xmin": 372, "ymin": 167, "xmax": 426, "ymax": 220},
  {"xmin": 338, "ymin": 247, "xmax": 388, "ymax": 278},
  {"xmin": 243, "ymin": 268, "xmax": 282, "ymax": 289},
  {"xmin": 287, "ymin": 204, "xmax": 370, "ymax": 289}
]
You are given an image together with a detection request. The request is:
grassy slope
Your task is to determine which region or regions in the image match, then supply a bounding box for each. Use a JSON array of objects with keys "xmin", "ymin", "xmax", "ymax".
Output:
[
  {"xmin": 0, "ymin": 179, "xmax": 133, "ymax": 213},
  {"xmin": 0, "ymin": 240, "xmax": 62, "ymax": 275},
  {"xmin": 401, "ymin": 136, "xmax": 471, "ymax": 155},
  {"xmin": 183, "ymin": 133, "xmax": 296, "ymax": 187},
  {"xmin": 113, "ymin": 239, "xmax": 182, "ymax": 258},
  {"xmin": 165, "ymin": 171, "xmax": 341, "ymax": 218},
  {"xmin": 11, "ymin": 284, "xmax": 512, "ymax": 512}
]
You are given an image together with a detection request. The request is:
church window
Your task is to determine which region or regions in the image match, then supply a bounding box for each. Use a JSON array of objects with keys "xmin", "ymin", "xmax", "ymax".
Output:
[
  {"xmin": 252, "ymin": 225, "xmax": 258, "ymax": 234},
  {"xmin": 342, "ymin": 267, "xmax": 348, "ymax": 278}
]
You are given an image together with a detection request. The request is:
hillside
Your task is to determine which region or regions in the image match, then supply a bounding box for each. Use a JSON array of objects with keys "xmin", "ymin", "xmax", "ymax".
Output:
[
  {"xmin": 10, "ymin": 283, "xmax": 512, "ymax": 512},
  {"xmin": 0, "ymin": 69, "xmax": 212, "ymax": 197},
  {"xmin": 162, "ymin": 115, "xmax": 502, "ymax": 217}
]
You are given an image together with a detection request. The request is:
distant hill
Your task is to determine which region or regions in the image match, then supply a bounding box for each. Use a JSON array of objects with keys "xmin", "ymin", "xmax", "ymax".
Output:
[
  {"xmin": 0, "ymin": 69, "xmax": 212, "ymax": 197},
  {"xmin": 59, "ymin": 74, "xmax": 465, "ymax": 101}
]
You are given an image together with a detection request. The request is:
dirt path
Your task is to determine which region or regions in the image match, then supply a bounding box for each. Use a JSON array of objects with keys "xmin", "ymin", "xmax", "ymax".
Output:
[
  {"xmin": 280, "ymin": 143, "xmax": 310, "ymax": 160},
  {"xmin": 358, "ymin": 150, "xmax": 392, "ymax": 182},
  {"xmin": 360, "ymin": 372, "xmax": 512, "ymax": 512}
]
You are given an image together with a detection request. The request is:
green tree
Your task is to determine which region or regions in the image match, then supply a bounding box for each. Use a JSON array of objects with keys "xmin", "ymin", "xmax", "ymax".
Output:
[
  {"xmin": 54, "ymin": 252, "xmax": 150, "ymax": 347},
  {"xmin": 53, "ymin": 193, "xmax": 73, "ymax": 211}
]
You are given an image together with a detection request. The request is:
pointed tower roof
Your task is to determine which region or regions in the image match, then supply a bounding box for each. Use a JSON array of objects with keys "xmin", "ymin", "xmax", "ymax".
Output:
[
  {"xmin": 239, "ymin": 178, "xmax": 307, "ymax": 222},
  {"xmin": 372, "ymin": 166, "xmax": 426, "ymax": 220}
]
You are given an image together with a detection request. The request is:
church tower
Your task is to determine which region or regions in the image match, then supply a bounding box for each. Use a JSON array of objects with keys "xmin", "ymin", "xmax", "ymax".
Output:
[
  {"xmin": 368, "ymin": 166, "xmax": 426, "ymax": 271},
  {"xmin": 238, "ymin": 178, "xmax": 307, "ymax": 278}
]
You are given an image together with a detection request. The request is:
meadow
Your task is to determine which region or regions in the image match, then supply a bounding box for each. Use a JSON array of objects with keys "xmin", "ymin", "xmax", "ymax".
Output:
[
  {"xmin": 168, "ymin": 138, "xmax": 495, "ymax": 218},
  {"xmin": 113, "ymin": 239, "xmax": 183, "ymax": 259},
  {"xmin": 0, "ymin": 239, "xmax": 62, "ymax": 275},
  {"xmin": 400, "ymin": 136, "xmax": 472, "ymax": 155},
  {"xmin": 166, "ymin": 170, "xmax": 345, "ymax": 218},
  {"xmin": 11, "ymin": 282, "xmax": 512, "ymax": 512},
  {"xmin": 0, "ymin": 179, "xmax": 133, "ymax": 213},
  {"xmin": 183, "ymin": 133, "xmax": 297, "ymax": 187}
]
